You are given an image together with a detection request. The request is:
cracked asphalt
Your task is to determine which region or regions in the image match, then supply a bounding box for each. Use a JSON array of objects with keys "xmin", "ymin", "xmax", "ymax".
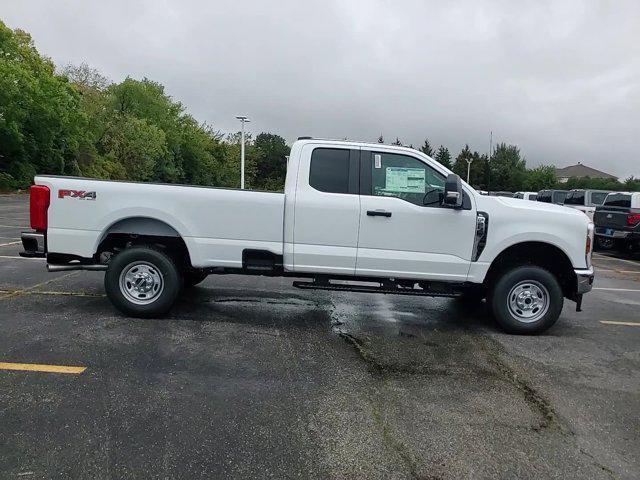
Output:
[{"xmin": 0, "ymin": 193, "xmax": 639, "ymax": 479}]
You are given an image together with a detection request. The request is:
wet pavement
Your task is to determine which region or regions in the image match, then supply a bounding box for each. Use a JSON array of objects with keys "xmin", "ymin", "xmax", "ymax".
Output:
[{"xmin": 0, "ymin": 193, "xmax": 639, "ymax": 479}]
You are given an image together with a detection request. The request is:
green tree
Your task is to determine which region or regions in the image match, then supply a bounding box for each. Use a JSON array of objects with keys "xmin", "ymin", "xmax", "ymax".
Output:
[
  {"xmin": 420, "ymin": 138, "xmax": 434, "ymax": 157},
  {"xmin": 452, "ymin": 146, "xmax": 488, "ymax": 188},
  {"xmin": 100, "ymin": 116, "xmax": 167, "ymax": 181},
  {"xmin": 452, "ymin": 145, "xmax": 473, "ymax": 180},
  {"xmin": 254, "ymin": 133, "xmax": 290, "ymax": 191},
  {"xmin": 0, "ymin": 21, "xmax": 84, "ymax": 188},
  {"xmin": 489, "ymin": 143, "xmax": 526, "ymax": 191},
  {"xmin": 434, "ymin": 145, "xmax": 452, "ymax": 169},
  {"xmin": 523, "ymin": 165, "xmax": 557, "ymax": 191}
]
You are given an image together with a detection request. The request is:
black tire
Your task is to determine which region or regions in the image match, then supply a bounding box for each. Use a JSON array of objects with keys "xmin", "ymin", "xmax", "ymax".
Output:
[
  {"xmin": 183, "ymin": 270, "xmax": 208, "ymax": 288},
  {"xmin": 105, "ymin": 246, "xmax": 181, "ymax": 318},
  {"xmin": 595, "ymin": 236, "xmax": 614, "ymax": 251},
  {"xmin": 489, "ymin": 265, "xmax": 564, "ymax": 335}
]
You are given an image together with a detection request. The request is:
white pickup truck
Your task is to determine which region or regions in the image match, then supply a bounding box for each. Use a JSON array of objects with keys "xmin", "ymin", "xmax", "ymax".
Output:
[{"xmin": 21, "ymin": 138, "xmax": 594, "ymax": 334}]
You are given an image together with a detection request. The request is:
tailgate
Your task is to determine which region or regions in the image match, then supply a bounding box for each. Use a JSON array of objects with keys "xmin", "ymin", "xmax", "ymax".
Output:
[{"xmin": 593, "ymin": 208, "xmax": 629, "ymax": 229}]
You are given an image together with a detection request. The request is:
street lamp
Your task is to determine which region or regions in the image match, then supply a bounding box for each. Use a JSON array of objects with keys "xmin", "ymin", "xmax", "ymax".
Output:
[
  {"xmin": 235, "ymin": 116, "xmax": 250, "ymax": 189},
  {"xmin": 466, "ymin": 157, "xmax": 473, "ymax": 184}
]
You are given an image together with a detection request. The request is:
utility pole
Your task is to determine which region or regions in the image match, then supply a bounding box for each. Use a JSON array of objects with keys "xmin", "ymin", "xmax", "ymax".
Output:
[{"xmin": 235, "ymin": 116, "xmax": 250, "ymax": 189}]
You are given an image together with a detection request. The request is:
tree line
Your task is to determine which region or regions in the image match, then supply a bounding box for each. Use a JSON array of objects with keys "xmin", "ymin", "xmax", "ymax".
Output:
[
  {"xmin": 411, "ymin": 138, "xmax": 639, "ymax": 193},
  {"xmin": 0, "ymin": 21, "xmax": 289, "ymax": 192},
  {"xmin": 1, "ymin": 21, "xmax": 637, "ymax": 194}
]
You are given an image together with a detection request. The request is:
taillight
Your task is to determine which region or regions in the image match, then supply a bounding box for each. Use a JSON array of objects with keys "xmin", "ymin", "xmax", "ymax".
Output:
[
  {"xmin": 30, "ymin": 185, "xmax": 50, "ymax": 231},
  {"xmin": 627, "ymin": 213, "xmax": 640, "ymax": 226}
]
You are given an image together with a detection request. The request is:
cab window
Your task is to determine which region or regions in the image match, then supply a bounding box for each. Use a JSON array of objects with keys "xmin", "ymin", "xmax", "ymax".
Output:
[
  {"xmin": 309, "ymin": 148, "xmax": 357, "ymax": 194},
  {"xmin": 564, "ymin": 190, "xmax": 585, "ymax": 205},
  {"xmin": 367, "ymin": 152, "xmax": 445, "ymax": 207},
  {"xmin": 590, "ymin": 192, "xmax": 608, "ymax": 205}
]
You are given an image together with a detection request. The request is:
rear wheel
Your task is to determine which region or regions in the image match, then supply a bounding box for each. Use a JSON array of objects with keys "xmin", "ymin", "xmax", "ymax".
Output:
[
  {"xmin": 105, "ymin": 246, "xmax": 181, "ymax": 317},
  {"xmin": 489, "ymin": 265, "xmax": 563, "ymax": 334}
]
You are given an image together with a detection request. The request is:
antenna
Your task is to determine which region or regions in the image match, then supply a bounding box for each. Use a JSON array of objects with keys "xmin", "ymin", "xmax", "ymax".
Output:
[{"xmin": 487, "ymin": 130, "xmax": 493, "ymax": 193}]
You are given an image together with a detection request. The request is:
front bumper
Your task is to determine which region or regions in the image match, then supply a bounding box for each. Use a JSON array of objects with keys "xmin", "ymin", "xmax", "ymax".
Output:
[
  {"xmin": 19, "ymin": 231, "xmax": 46, "ymax": 258},
  {"xmin": 575, "ymin": 267, "xmax": 594, "ymax": 294}
]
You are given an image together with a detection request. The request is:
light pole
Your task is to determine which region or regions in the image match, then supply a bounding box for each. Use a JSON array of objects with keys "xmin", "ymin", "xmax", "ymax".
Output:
[
  {"xmin": 235, "ymin": 116, "xmax": 250, "ymax": 189},
  {"xmin": 466, "ymin": 158, "xmax": 473, "ymax": 184}
]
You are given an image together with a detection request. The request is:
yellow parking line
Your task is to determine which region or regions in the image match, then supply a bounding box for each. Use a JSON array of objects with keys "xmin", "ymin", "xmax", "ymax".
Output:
[
  {"xmin": 0, "ymin": 362, "xmax": 86, "ymax": 374},
  {"xmin": 600, "ymin": 321, "xmax": 640, "ymax": 327}
]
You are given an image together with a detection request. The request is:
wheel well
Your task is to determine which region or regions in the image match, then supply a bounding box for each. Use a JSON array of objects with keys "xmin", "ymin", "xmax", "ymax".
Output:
[
  {"xmin": 484, "ymin": 242, "xmax": 576, "ymax": 297},
  {"xmin": 96, "ymin": 217, "xmax": 192, "ymax": 269}
]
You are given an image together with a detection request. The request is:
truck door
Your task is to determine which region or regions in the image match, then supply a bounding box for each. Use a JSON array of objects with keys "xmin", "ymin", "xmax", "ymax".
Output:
[
  {"xmin": 292, "ymin": 145, "xmax": 360, "ymax": 275},
  {"xmin": 356, "ymin": 150, "xmax": 476, "ymax": 281}
]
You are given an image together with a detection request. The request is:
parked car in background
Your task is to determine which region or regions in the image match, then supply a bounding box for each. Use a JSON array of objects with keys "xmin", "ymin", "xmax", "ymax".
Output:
[
  {"xmin": 514, "ymin": 191, "xmax": 538, "ymax": 201},
  {"xmin": 488, "ymin": 191, "xmax": 514, "ymax": 198},
  {"xmin": 563, "ymin": 189, "xmax": 612, "ymax": 220},
  {"xmin": 537, "ymin": 190, "xmax": 568, "ymax": 205},
  {"xmin": 593, "ymin": 192, "xmax": 640, "ymax": 252}
]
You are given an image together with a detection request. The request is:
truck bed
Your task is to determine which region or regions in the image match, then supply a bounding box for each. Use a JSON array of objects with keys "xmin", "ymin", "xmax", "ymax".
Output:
[{"xmin": 35, "ymin": 176, "xmax": 285, "ymax": 268}]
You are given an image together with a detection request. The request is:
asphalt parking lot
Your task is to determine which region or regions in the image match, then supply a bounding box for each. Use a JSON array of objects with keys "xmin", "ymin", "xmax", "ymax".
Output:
[{"xmin": 0, "ymin": 194, "xmax": 639, "ymax": 480}]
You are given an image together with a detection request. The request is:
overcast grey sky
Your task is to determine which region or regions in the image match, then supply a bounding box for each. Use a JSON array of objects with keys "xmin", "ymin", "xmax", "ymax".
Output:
[{"xmin": 1, "ymin": 0, "xmax": 639, "ymax": 177}]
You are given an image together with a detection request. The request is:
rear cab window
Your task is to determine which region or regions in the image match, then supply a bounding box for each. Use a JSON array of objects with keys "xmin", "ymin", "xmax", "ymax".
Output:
[
  {"xmin": 590, "ymin": 192, "xmax": 608, "ymax": 205},
  {"xmin": 309, "ymin": 148, "xmax": 358, "ymax": 194},
  {"xmin": 604, "ymin": 193, "xmax": 631, "ymax": 208},
  {"xmin": 564, "ymin": 190, "xmax": 585, "ymax": 205},
  {"xmin": 537, "ymin": 191, "xmax": 552, "ymax": 203},
  {"xmin": 553, "ymin": 191, "xmax": 567, "ymax": 204}
]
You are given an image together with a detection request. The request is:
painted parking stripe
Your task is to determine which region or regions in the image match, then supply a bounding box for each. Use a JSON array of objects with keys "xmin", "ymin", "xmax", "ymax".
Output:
[
  {"xmin": 0, "ymin": 255, "xmax": 42, "ymax": 260},
  {"xmin": 600, "ymin": 321, "xmax": 640, "ymax": 327},
  {"xmin": 593, "ymin": 254, "xmax": 640, "ymax": 267},
  {"xmin": 0, "ymin": 362, "xmax": 86, "ymax": 374},
  {"xmin": 0, "ymin": 241, "xmax": 21, "ymax": 247},
  {"xmin": 594, "ymin": 285, "xmax": 640, "ymax": 291},
  {"xmin": 595, "ymin": 268, "xmax": 640, "ymax": 274}
]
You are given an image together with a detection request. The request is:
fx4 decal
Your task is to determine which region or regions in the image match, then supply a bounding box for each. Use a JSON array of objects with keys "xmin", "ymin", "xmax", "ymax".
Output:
[{"xmin": 58, "ymin": 189, "xmax": 97, "ymax": 200}]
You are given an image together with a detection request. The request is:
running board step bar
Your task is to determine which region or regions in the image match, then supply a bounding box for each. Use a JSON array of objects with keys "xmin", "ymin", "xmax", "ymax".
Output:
[{"xmin": 292, "ymin": 280, "xmax": 461, "ymax": 298}]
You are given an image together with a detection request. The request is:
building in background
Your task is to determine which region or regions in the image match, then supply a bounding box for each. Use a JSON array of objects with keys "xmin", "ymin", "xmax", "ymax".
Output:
[{"xmin": 555, "ymin": 162, "xmax": 617, "ymax": 183}]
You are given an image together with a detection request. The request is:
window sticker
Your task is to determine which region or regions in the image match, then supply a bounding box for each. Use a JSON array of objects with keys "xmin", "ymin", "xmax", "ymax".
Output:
[
  {"xmin": 384, "ymin": 167, "xmax": 425, "ymax": 193},
  {"xmin": 374, "ymin": 154, "xmax": 382, "ymax": 169}
]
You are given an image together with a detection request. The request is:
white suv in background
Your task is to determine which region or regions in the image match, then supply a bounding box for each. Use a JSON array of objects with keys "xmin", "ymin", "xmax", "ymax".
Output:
[
  {"xmin": 514, "ymin": 191, "xmax": 538, "ymax": 201},
  {"xmin": 563, "ymin": 189, "xmax": 611, "ymax": 220}
]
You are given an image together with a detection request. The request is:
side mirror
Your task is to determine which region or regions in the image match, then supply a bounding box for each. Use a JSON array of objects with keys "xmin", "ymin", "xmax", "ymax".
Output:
[{"xmin": 442, "ymin": 174, "xmax": 463, "ymax": 208}]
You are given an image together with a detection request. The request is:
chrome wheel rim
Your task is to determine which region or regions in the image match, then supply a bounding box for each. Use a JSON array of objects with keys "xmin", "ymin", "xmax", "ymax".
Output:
[
  {"xmin": 507, "ymin": 280, "xmax": 549, "ymax": 323},
  {"xmin": 119, "ymin": 261, "xmax": 164, "ymax": 305}
]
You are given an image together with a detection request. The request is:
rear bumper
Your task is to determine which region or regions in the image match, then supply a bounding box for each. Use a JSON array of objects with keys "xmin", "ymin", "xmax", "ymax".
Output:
[
  {"xmin": 595, "ymin": 227, "xmax": 639, "ymax": 240},
  {"xmin": 19, "ymin": 231, "xmax": 46, "ymax": 258},
  {"xmin": 575, "ymin": 267, "xmax": 594, "ymax": 294}
]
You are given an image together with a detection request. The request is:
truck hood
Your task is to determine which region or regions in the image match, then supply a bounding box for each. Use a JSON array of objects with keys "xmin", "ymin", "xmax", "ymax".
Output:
[{"xmin": 478, "ymin": 195, "xmax": 585, "ymax": 218}]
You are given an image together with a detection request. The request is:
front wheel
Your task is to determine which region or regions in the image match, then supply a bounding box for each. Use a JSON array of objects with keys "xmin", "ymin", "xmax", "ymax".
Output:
[
  {"xmin": 489, "ymin": 265, "xmax": 564, "ymax": 334},
  {"xmin": 105, "ymin": 246, "xmax": 181, "ymax": 317}
]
